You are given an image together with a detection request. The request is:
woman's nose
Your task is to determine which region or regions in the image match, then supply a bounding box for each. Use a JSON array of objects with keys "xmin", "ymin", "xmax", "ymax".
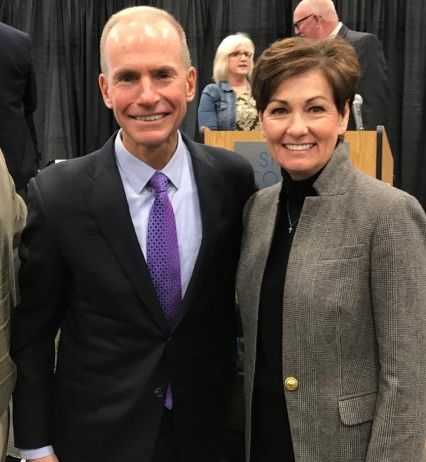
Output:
[{"xmin": 286, "ymin": 112, "xmax": 309, "ymax": 136}]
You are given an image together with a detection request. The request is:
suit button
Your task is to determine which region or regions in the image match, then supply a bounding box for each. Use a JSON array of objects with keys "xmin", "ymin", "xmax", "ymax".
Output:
[
  {"xmin": 154, "ymin": 387, "xmax": 164, "ymax": 398},
  {"xmin": 284, "ymin": 376, "xmax": 299, "ymax": 391}
]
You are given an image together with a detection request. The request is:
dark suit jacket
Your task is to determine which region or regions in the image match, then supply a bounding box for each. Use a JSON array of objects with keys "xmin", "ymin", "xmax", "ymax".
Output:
[
  {"xmin": 338, "ymin": 24, "xmax": 390, "ymax": 131},
  {"xmin": 0, "ymin": 21, "xmax": 38, "ymax": 191},
  {"xmin": 11, "ymin": 132, "xmax": 256, "ymax": 462}
]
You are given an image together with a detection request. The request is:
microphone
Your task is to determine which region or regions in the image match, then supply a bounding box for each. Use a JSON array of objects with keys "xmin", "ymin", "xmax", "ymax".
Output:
[
  {"xmin": 199, "ymin": 125, "xmax": 207, "ymax": 142},
  {"xmin": 352, "ymin": 94, "xmax": 364, "ymax": 131}
]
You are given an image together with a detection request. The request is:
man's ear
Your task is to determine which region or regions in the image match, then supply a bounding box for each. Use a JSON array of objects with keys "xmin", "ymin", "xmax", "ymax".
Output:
[
  {"xmin": 99, "ymin": 74, "xmax": 112, "ymax": 109},
  {"xmin": 186, "ymin": 66, "xmax": 197, "ymax": 103}
]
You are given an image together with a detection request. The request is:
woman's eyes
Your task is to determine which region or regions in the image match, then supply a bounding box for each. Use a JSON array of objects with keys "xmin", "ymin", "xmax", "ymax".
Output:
[
  {"xmin": 309, "ymin": 105, "xmax": 325, "ymax": 113},
  {"xmin": 268, "ymin": 105, "xmax": 325, "ymax": 116},
  {"xmin": 270, "ymin": 107, "xmax": 288, "ymax": 116}
]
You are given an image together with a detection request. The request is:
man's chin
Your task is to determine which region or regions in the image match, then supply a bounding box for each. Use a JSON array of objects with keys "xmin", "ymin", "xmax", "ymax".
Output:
[{"xmin": 123, "ymin": 130, "xmax": 178, "ymax": 155}]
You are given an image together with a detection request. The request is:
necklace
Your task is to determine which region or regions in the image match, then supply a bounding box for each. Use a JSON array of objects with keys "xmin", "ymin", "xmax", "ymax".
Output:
[{"xmin": 286, "ymin": 199, "xmax": 299, "ymax": 234}]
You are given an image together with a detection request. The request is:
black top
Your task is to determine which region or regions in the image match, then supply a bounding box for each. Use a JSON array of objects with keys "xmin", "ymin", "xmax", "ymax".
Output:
[{"xmin": 250, "ymin": 169, "xmax": 319, "ymax": 462}]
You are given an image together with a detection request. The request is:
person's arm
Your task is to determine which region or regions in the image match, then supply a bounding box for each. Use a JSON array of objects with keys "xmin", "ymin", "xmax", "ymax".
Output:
[
  {"xmin": 23, "ymin": 33, "xmax": 39, "ymax": 158},
  {"xmin": 20, "ymin": 445, "xmax": 56, "ymax": 461},
  {"xmin": 11, "ymin": 181, "xmax": 27, "ymax": 237},
  {"xmin": 356, "ymin": 34, "xmax": 390, "ymax": 130},
  {"xmin": 28, "ymin": 457, "xmax": 58, "ymax": 462},
  {"xmin": 11, "ymin": 176, "xmax": 69, "ymax": 452},
  {"xmin": 197, "ymin": 85, "xmax": 220, "ymax": 132},
  {"xmin": 367, "ymin": 192, "xmax": 426, "ymax": 460}
]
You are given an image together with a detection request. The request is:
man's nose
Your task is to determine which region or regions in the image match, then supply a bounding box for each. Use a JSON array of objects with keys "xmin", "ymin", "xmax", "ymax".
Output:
[{"xmin": 136, "ymin": 78, "xmax": 160, "ymax": 105}]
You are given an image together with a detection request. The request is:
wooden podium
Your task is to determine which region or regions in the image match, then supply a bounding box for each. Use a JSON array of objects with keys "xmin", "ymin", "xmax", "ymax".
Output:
[{"xmin": 204, "ymin": 127, "xmax": 393, "ymax": 186}]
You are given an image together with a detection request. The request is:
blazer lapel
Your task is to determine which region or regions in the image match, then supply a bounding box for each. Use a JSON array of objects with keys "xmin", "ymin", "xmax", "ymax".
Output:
[
  {"xmin": 176, "ymin": 136, "xmax": 224, "ymax": 325},
  {"xmin": 85, "ymin": 136, "xmax": 168, "ymax": 331},
  {"xmin": 285, "ymin": 143, "xmax": 355, "ymax": 298}
]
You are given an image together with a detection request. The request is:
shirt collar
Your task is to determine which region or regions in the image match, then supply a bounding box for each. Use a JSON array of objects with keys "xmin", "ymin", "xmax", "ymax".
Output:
[
  {"xmin": 220, "ymin": 81, "xmax": 234, "ymax": 92},
  {"xmin": 114, "ymin": 130, "xmax": 185, "ymax": 193},
  {"xmin": 330, "ymin": 22, "xmax": 342, "ymax": 38}
]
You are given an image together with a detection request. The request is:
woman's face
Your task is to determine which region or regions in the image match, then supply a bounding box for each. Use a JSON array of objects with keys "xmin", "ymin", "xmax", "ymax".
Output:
[
  {"xmin": 260, "ymin": 69, "xmax": 349, "ymax": 180},
  {"xmin": 227, "ymin": 46, "xmax": 253, "ymax": 79}
]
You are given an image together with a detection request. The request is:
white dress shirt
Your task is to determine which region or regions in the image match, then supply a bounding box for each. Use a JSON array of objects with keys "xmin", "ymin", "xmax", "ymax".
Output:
[
  {"xmin": 329, "ymin": 21, "xmax": 343, "ymax": 38},
  {"xmin": 115, "ymin": 130, "xmax": 202, "ymax": 296}
]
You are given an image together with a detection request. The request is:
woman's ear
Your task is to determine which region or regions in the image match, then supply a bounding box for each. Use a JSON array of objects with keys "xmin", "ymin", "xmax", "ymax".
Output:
[
  {"xmin": 259, "ymin": 112, "xmax": 267, "ymax": 139},
  {"xmin": 339, "ymin": 102, "xmax": 350, "ymax": 135}
]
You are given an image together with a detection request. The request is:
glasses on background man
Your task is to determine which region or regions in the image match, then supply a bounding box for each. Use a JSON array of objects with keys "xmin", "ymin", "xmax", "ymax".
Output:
[{"xmin": 293, "ymin": 13, "xmax": 314, "ymax": 33}]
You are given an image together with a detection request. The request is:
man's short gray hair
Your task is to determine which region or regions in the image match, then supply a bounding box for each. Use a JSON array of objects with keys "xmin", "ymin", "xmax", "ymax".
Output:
[{"xmin": 99, "ymin": 6, "xmax": 191, "ymax": 74}]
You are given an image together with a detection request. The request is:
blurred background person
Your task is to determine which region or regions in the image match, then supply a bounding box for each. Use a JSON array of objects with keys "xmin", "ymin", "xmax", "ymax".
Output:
[
  {"xmin": 237, "ymin": 37, "xmax": 426, "ymax": 462},
  {"xmin": 198, "ymin": 33, "xmax": 259, "ymax": 133},
  {"xmin": 0, "ymin": 148, "xmax": 27, "ymax": 462},
  {"xmin": 293, "ymin": 0, "xmax": 389, "ymax": 131},
  {"xmin": 0, "ymin": 21, "xmax": 38, "ymax": 197}
]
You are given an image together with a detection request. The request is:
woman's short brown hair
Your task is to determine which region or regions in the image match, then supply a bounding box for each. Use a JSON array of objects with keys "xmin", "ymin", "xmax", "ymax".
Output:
[{"xmin": 252, "ymin": 37, "xmax": 361, "ymax": 116}]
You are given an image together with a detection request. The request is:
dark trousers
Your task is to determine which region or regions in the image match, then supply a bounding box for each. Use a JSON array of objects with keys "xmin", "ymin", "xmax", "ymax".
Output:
[{"xmin": 152, "ymin": 409, "xmax": 182, "ymax": 462}]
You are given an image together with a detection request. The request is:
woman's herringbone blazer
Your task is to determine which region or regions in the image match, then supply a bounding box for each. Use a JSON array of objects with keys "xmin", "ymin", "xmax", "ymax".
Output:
[{"xmin": 237, "ymin": 143, "xmax": 426, "ymax": 462}]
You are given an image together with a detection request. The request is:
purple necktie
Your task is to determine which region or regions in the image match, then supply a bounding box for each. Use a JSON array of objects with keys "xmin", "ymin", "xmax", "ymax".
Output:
[{"xmin": 147, "ymin": 171, "xmax": 182, "ymax": 409}]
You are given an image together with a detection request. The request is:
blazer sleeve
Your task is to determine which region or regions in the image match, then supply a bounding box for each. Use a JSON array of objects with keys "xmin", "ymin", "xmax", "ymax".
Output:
[
  {"xmin": 355, "ymin": 34, "xmax": 390, "ymax": 130},
  {"xmin": 11, "ymin": 177, "xmax": 69, "ymax": 449},
  {"xmin": 367, "ymin": 192, "xmax": 426, "ymax": 460},
  {"xmin": 23, "ymin": 34, "xmax": 39, "ymax": 152},
  {"xmin": 198, "ymin": 85, "xmax": 220, "ymax": 132}
]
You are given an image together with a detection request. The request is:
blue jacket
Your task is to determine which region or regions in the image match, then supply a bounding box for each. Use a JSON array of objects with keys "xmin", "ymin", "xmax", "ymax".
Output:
[{"xmin": 198, "ymin": 81, "xmax": 236, "ymax": 132}]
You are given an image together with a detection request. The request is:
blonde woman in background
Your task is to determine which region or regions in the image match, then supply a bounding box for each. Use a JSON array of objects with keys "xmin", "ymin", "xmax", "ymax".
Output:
[{"xmin": 198, "ymin": 33, "xmax": 259, "ymax": 132}]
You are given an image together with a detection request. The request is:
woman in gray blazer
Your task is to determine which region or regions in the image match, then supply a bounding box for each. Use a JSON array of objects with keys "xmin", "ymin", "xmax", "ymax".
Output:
[{"xmin": 237, "ymin": 37, "xmax": 426, "ymax": 462}]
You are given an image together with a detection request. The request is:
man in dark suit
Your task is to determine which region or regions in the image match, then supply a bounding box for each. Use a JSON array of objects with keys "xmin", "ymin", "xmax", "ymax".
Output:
[
  {"xmin": 0, "ymin": 21, "xmax": 38, "ymax": 193},
  {"xmin": 11, "ymin": 6, "xmax": 255, "ymax": 462},
  {"xmin": 293, "ymin": 0, "xmax": 390, "ymax": 130}
]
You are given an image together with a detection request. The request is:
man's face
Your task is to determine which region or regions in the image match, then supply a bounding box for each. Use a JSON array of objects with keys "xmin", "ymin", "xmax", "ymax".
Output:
[
  {"xmin": 99, "ymin": 18, "xmax": 196, "ymax": 166},
  {"xmin": 293, "ymin": 5, "xmax": 321, "ymax": 38}
]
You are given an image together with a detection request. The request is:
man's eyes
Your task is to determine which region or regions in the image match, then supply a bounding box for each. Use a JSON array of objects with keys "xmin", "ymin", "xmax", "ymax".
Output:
[
  {"xmin": 155, "ymin": 70, "xmax": 173, "ymax": 80},
  {"xmin": 116, "ymin": 73, "xmax": 137, "ymax": 83},
  {"xmin": 115, "ymin": 71, "xmax": 173, "ymax": 82}
]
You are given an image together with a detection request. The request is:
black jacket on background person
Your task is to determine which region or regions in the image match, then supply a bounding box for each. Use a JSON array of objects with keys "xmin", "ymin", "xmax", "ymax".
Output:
[
  {"xmin": 0, "ymin": 21, "xmax": 38, "ymax": 191},
  {"xmin": 338, "ymin": 23, "xmax": 390, "ymax": 131}
]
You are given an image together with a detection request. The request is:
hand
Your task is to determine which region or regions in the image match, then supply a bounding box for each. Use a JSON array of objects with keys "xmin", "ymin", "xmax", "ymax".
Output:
[{"xmin": 28, "ymin": 455, "xmax": 59, "ymax": 462}]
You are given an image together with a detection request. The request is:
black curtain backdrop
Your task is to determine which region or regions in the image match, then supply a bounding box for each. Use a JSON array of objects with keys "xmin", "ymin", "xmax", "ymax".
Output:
[{"xmin": 1, "ymin": 0, "xmax": 425, "ymax": 207}]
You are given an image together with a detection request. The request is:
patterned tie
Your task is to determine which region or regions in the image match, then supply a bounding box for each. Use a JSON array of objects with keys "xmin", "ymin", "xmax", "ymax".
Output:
[{"xmin": 147, "ymin": 171, "xmax": 182, "ymax": 409}]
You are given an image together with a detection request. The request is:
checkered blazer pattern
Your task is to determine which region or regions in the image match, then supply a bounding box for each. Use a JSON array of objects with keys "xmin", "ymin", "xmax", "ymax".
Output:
[{"xmin": 237, "ymin": 143, "xmax": 426, "ymax": 461}]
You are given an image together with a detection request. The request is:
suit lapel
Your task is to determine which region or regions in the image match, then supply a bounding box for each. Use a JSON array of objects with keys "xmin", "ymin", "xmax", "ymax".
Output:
[
  {"xmin": 337, "ymin": 23, "xmax": 349, "ymax": 39},
  {"xmin": 85, "ymin": 136, "xmax": 168, "ymax": 331},
  {"xmin": 176, "ymin": 136, "xmax": 224, "ymax": 325}
]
